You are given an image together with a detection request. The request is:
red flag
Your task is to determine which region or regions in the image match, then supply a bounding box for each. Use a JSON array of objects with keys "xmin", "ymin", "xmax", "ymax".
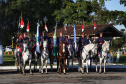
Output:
[
  {"xmin": 64, "ymin": 22, "xmax": 66, "ymax": 31},
  {"xmin": 21, "ymin": 17, "xmax": 24, "ymax": 28},
  {"xmin": 19, "ymin": 19, "xmax": 21, "ymax": 28},
  {"xmin": 26, "ymin": 21, "xmax": 29, "ymax": 32},
  {"xmin": 94, "ymin": 19, "xmax": 96, "ymax": 30},
  {"xmin": 44, "ymin": 22, "xmax": 48, "ymax": 32},
  {"xmin": 82, "ymin": 22, "xmax": 84, "ymax": 32}
]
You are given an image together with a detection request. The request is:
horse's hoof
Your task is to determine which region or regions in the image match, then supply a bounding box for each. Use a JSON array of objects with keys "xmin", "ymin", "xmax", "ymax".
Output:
[
  {"xmin": 46, "ymin": 73, "xmax": 48, "ymax": 74},
  {"xmin": 87, "ymin": 72, "xmax": 89, "ymax": 74},
  {"xmin": 57, "ymin": 71, "xmax": 59, "ymax": 73},
  {"xmin": 104, "ymin": 72, "xmax": 106, "ymax": 74},
  {"xmin": 82, "ymin": 72, "xmax": 84, "ymax": 74},
  {"xmin": 64, "ymin": 73, "xmax": 66, "ymax": 74},
  {"xmin": 30, "ymin": 73, "xmax": 33, "ymax": 75},
  {"xmin": 23, "ymin": 73, "xmax": 26, "ymax": 75},
  {"xmin": 59, "ymin": 72, "xmax": 61, "ymax": 74},
  {"xmin": 99, "ymin": 72, "xmax": 101, "ymax": 74}
]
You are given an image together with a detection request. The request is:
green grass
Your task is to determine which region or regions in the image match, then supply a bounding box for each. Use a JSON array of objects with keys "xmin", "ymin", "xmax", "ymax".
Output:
[{"xmin": 112, "ymin": 55, "xmax": 126, "ymax": 65}]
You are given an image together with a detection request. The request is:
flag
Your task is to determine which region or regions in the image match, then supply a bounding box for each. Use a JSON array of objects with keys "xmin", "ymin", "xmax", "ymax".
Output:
[
  {"xmin": 94, "ymin": 19, "xmax": 96, "ymax": 30},
  {"xmin": 26, "ymin": 21, "xmax": 29, "ymax": 32},
  {"xmin": 20, "ymin": 17, "xmax": 24, "ymax": 29},
  {"xmin": 36, "ymin": 23, "xmax": 40, "ymax": 53},
  {"xmin": 53, "ymin": 26, "xmax": 57, "ymax": 56},
  {"xmin": 44, "ymin": 22, "xmax": 48, "ymax": 32},
  {"xmin": 19, "ymin": 19, "xmax": 21, "ymax": 28},
  {"xmin": 72, "ymin": 25, "xmax": 78, "ymax": 54},
  {"xmin": 82, "ymin": 22, "xmax": 84, "ymax": 32},
  {"xmin": 64, "ymin": 22, "xmax": 67, "ymax": 31}
]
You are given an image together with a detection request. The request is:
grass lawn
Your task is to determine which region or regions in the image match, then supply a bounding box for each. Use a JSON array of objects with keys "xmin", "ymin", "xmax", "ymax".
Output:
[{"xmin": 112, "ymin": 55, "xmax": 126, "ymax": 65}]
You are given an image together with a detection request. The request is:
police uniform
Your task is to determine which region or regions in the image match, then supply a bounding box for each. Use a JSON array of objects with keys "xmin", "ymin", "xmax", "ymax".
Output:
[
  {"xmin": 95, "ymin": 36, "xmax": 104, "ymax": 54},
  {"xmin": 49, "ymin": 38, "xmax": 54, "ymax": 52},
  {"xmin": 58, "ymin": 36, "xmax": 66, "ymax": 48},
  {"xmin": 77, "ymin": 36, "xmax": 86, "ymax": 53},
  {"xmin": 31, "ymin": 36, "xmax": 36, "ymax": 52},
  {"xmin": 66, "ymin": 38, "xmax": 73, "ymax": 45},
  {"xmin": 17, "ymin": 36, "xmax": 23, "ymax": 53},
  {"xmin": 40, "ymin": 35, "xmax": 48, "ymax": 50}
]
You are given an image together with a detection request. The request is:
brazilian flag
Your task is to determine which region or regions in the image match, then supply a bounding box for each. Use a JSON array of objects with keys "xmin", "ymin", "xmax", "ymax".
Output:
[{"xmin": 53, "ymin": 26, "xmax": 57, "ymax": 56}]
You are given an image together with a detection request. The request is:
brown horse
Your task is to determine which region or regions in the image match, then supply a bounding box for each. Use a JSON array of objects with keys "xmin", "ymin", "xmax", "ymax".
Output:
[{"xmin": 58, "ymin": 42, "xmax": 68, "ymax": 74}]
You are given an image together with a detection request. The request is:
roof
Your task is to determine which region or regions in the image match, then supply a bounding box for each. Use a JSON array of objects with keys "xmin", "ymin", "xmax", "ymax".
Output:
[{"xmin": 47, "ymin": 24, "xmax": 125, "ymax": 37}]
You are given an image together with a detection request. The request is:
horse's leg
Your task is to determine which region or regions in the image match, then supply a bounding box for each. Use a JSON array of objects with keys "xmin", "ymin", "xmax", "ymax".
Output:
[
  {"xmin": 29, "ymin": 59, "xmax": 32, "ymax": 75},
  {"xmin": 41, "ymin": 57, "xmax": 43, "ymax": 74},
  {"xmin": 59, "ymin": 59, "xmax": 61, "ymax": 74},
  {"xmin": 86, "ymin": 60, "xmax": 89, "ymax": 74},
  {"xmin": 71, "ymin": 56, "xmax": 73, "ymax": 70},
  {"xmin": 63, "ymin": 59, "xmax": 66, "ymax": 74},
  {"xmin": 104, "ymin": 59, "xmax": 107, "ymax": 74},
  {"xmin": 66, "ymin": 59, "xmax": 69, "ymax": 70},
  {"xmin": 45, "ymin": 59, "xmax": 48, "ymax": 74},
  {"xmin": 57, "ymin": 57, "xmax": 59, "ymax": 73},
  {"xmin": 90, "ymin": 59, "xmax": 92, "ymax": 71},
  {"xmin": 99, "ymin": 58, "xmax": 103, "ymax": 74},
  {"xmin": 81, "ymin": 59, "xmax": 84, "ymax": 74},
  {"xmin": 95, "ymin": 58, "xmax": 98, "ymax": 73},
  {"xmin": 23, "ymin": 60, "xmax": 26, "ymax": 75}
]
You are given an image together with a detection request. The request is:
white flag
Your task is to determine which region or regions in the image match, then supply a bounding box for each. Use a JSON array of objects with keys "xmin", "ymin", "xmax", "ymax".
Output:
[{"xmin": 36, "ymin": 23, "xmax": 40, "ymax": 53}]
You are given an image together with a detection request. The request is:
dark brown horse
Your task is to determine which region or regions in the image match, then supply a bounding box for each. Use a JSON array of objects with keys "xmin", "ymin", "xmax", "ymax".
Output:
[{"xmin": 58, "ymin": 42, "xmax": 68, "ymax": 74}]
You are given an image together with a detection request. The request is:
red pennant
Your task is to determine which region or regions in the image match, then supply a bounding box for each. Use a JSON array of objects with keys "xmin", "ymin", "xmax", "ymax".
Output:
[
  {"xmin": 21, "ymin": 17, "xmax": 24, "ymax": 28},
  {"xmin": 26, "ymin": 21, "xmax": 29, "ymax": 32},
  {"xmin": 82, "ymin": 22, "xmax": 84, "ymax": 32},
  {"xmin": 94, "ymin": 19, "xmax": 96, "ymax": 30}
]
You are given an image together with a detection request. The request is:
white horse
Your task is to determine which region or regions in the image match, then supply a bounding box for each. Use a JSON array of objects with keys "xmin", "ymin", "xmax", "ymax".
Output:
[
  {"xmin": 99, "ymin": 41, "xmax": 110, "ymax": 74},
  {"xmin": 22, "ymin": 41, "xmax": 32, "ymax": 75},
  {"xmin": 39, "ymin": 40, "xmax": 49, "ymax": 74},
  {"xmin": 66, "ymin": 44, "xmax": 74, "ymax": 70},
  {"xmin": 81, "ymin": 43, "xmax": 98, "ymax": 74},
  {"xmin": 14, "ymin": 47, "xmax": 22, "ymax": 72}
]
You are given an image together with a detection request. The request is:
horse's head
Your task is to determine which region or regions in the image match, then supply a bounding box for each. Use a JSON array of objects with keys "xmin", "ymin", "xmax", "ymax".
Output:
[
  {"xmin": 102, "ymin": 41, "xmax": 110, "ymax": 53},
  {"xmin": 23, "ymin": 41, "xmax": 28, "ymax": 52},
  {"xmin": 43, "ymin": 40, "xmax": 48, "ymax": 49},
  {"xmin": 61, "ymin": 42, "xmax": 66, "ymax": 53}
]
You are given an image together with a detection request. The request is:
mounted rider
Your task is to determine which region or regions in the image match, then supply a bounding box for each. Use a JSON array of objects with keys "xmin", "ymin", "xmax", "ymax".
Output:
[
  {"xmin": 94, "ymin": 32, "xmax": 104, "ymax": 55},
  {"xmin": 49, "ymin": 34, "xmax": 54, "ymax": 54},
  {"xmin": 77, "ymin": 33, "xmax": 86, "ymax": 54},
  {"xmin": 66, "ymin": 34, "xmax": 73, "ymax": 46},
  {"xmin": 57, "ymin": 31, "xmax": 66, "ymax": 48},
  {"xmin": 85, "ymin": 34, "xmax": 91, "ymax": 45},
  {"xmin": 40, "ymin": 31, "xmax": 48, "ymax": 51},
  {"xmin": 17, "ymin": 34, "xmax": 23, "ymax": 54},
  {"xmin": 31, "ymin": 34, "xmax": 36, "ymax": 52}
]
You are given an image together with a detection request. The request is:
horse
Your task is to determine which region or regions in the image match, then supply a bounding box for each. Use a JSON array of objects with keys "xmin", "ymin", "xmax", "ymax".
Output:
[
  {"xmin": 39, "ymin": 40, "xmax": 49, "ymax": 74},
  {"xmin": 14, "ymin": 47, "xmax": 22, "ymax": 72},
  {"xmin": 99, "ymin": 41, "xmax": 110, "ymax": 74},
  {"xmin": 22, "ymin": 41, "xmax": 32, "ymax": 75},
  {"xmin": 66, "ymin": 44, "xmax": 74, "ymax": 70},
  {"xmin": 81, "ymin": 43, "xmax": 98, "ymax": 74},
  {"xmin": 58, "ymin": 42, "xmax": 68, "ymax": 74}
]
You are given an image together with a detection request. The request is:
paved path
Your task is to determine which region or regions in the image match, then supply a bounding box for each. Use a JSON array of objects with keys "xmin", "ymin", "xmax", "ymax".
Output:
[{"xmin": 0, "ymin": 68, "xmax": 126, "ymax": 84}]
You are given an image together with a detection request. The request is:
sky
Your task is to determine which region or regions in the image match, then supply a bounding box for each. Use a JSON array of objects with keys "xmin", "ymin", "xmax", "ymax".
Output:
[{"xmin": 73, "ymin": 0, "xmax": 126, "ymax": 30}]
